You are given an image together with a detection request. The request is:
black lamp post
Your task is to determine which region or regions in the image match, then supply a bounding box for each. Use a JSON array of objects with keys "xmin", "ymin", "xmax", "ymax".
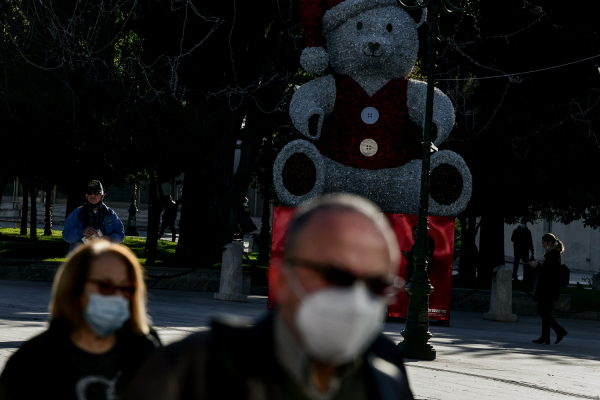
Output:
[
  {"xmin": 396, "ymin": 0, "xmax": 479, "ymax": 361},
  {"xmin": 126, "ymin": 183, "xmax": 139, "ymax": 236}
]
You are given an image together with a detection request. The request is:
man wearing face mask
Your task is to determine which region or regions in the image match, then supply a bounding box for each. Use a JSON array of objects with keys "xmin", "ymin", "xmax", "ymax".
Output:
[
  {"xmin": 124, "ymin": 194, "xmax": 414, "ymax": 400},
  {"xmin": 63, "ymin": 180, "xmax": 125, "ymax": 252},
  {"xmin": 511, "ymin": 218, "xmax": 535, "ymax": 281}
]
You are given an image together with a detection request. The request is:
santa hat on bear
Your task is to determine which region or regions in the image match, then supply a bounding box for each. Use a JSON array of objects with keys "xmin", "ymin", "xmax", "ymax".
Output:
[{"xmin": 299, "ymin": 0, "xmax": 425, "ymax": 74}]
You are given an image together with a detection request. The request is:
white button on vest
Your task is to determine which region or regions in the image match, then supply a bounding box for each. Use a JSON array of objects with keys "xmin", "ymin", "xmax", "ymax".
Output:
[
  {"xmin": 361, "ymin": 107, "xmax": 379, "ymax": 124},
  {"xmin": 360, "ymin": 139, "xmax": 378, "ymax": 157}
]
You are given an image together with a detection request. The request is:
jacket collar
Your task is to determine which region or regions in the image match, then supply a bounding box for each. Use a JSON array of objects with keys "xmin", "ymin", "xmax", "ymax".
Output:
[
  {"xmin": 254, "ymin": 313, "xmax": 408, "ymax": 400},
  {"xmin": 78, "ymin": 201, "xmax": 110, "ymax": 220},
  {"xmin": 543, "ymin": 243, "xmax": 561, "ymax": 258}
]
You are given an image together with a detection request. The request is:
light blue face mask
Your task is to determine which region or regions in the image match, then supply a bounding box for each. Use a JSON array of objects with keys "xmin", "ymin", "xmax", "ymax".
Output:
[
  {"xmin": 84, "ymin": 293, "xmax": 131, "ymax": 337},
  {"xmin": 519, "ymin": 224, "xmax": 526, "ymax": 228}
]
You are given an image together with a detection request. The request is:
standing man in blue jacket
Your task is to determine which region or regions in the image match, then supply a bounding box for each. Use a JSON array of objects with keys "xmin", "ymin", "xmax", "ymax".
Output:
[{"xmin": 62, "ymin": 180, "xmax": 125, "ymax": 252}]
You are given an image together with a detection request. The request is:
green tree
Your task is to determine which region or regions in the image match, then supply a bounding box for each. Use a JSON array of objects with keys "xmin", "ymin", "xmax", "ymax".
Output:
[
  {"xmin": 430, "ymin": 0, "xmax": 600, "ymax": 280},
  {"xmin": 126, "ymin": 1, "xmax": 302, "ymax": 267}
]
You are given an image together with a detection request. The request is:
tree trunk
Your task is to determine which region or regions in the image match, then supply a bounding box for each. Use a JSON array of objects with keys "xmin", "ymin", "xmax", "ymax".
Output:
[
  {"xmin": 44, "ymin": 185, "xmax": 53, "ymax": 236},
  {"xmin": 20, "ymin": 181, "xmax": 29, "ymax": 235},
  {"xmin": 66, "ymin": 171, "xmax": 86, "ymax": 217},
  {"xmin": 0, "ymin": 180, "xmax": 7, "ymax": 211},
  {"xmin": 157, "ymin": 180, "xmax": 165, "ymax": 198},
  {"xmin": 29, "ymin": 186, "xmax": 39, "ymax": 241},
  {"xmin": 457, "ymin": 214, "xmax": 479, "ymax": 281},
  {"xmin": 258, "ymin": 134, "xmax": 272, "ymax": 264},
  {"xmin": 175, "ymin": 172, "xmax": 191, "ymax": 261},
  {"xmin": 145, "ymin": 171, "xmax": 160, "ymax": 265},
  {"xmin": 458, "ymin": 216, "xmax": 471, "ymax": 280},
  {"xmin": 477, "ymin": 213, "xmax": 505, "ymax": 282},
  {"xmin": 176, "ymin": 101, "xmax": 264, "ymax": 268}
]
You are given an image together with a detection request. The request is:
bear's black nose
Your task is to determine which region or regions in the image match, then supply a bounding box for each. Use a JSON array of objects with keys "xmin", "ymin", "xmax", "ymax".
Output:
[{"xmin": 368, "ymin": 42, "xmax": 380, "ymax": 51}]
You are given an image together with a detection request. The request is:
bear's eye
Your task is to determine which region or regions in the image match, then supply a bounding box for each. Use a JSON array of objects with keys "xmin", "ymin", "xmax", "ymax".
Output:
[
  {"xmin": 357, "ymin": 21, "xmax": 363, "ymax": 30},
  {"xmin": 386, "ymin": 23, "xmax": 393, "ymax": 32}
]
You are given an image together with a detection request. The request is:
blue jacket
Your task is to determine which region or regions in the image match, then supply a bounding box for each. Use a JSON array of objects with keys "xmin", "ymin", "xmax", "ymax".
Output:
[{"xmin": 62, "ymin": 203, "xmax": 125, "ymax": 252}]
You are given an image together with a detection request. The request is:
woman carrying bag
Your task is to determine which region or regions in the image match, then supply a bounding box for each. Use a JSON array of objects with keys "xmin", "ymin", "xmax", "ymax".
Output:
[{"xmin": 529, "ymin": 233, "xmax": 568, "ymax": 345}]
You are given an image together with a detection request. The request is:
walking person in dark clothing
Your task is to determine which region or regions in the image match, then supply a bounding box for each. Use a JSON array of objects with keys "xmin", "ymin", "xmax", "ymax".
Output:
[
  {"xmin": 174, "ymin": 187, "xmax": 185, "ymax": 237},
  {"xmin": 529, "ymin": 233, "xmax": 568, "ymax": 345},
  {"xmin": 158, "ymin": 195, "xmax": 179, "ymax": 242},
  {"xmin": 511, "ymin": 218, "xmax": 534, "ymax": 280},
  {"xmin": 233, "ymin": 197, "xmax": 257, "ymax": 241}
]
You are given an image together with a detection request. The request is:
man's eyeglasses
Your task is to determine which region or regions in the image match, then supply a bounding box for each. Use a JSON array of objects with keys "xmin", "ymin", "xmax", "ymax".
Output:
[
  {"xmin": 87, "ymin": 190, "xmax": 102, "ymax": 195},
  {"xmin": 284, "ymin": 257, "xmax": 399, "ymax": 297},
  {"xmin": 87, "ymin": 279, "xmax": 136, "ymax": 297}
]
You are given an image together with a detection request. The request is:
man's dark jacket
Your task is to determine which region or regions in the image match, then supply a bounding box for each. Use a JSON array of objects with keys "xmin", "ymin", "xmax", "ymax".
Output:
[
  {"xmin": 162, "ymin": 199, "xmax": 179, "ymax": 222},
  {"xmin": 123, "ymin": 314, "xmax": 414, "ymax": 400},
  {"xmin": 0, "ymin": 319, "xmax": 159, "ymax": 400},
  {"xmin": 511, "ymin": 226, "xmax": 534, "ymax": 255}
]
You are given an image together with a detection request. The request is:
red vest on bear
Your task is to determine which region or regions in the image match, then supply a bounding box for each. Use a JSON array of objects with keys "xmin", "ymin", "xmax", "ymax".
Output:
[{"xmin": 317, "ymin": 74, "xmax": 422, "ymax": 170}]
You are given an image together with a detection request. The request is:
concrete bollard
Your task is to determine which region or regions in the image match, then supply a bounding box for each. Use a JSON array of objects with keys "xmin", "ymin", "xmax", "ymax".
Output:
[
  {"xmin": 483, "ymin": 265, "xmax": 518, "ymax": 322},
  {"xmin": 214, "ymin": 241, "xmax": 247, "ymax": 302}
]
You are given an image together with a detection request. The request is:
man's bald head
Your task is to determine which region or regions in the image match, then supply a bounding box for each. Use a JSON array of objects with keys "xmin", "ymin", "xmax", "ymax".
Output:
[{"xmin": 284, "ymin": 194, "xmax": 400, "ymax": 274}]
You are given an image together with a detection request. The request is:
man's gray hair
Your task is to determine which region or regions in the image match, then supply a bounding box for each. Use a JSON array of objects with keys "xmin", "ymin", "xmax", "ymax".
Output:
[{"xmin": 284, "ymin": 193, "xmax": 400, "ymax": 272}]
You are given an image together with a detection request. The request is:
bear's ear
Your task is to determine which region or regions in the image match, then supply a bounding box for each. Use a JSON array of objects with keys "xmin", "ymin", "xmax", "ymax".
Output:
[{"xmin": 300, "ymin": 47, "xmax": 329, "ymax": 75}]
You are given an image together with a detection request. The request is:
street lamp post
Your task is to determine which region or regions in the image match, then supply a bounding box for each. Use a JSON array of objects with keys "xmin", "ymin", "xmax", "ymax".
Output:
[
  {"xmin": 396, "ymin": 0, "xmax": 479, "ymax": 360},
  {"xmin": 126, "ymin": 183, "xmax": 139, "ymax": 236}
]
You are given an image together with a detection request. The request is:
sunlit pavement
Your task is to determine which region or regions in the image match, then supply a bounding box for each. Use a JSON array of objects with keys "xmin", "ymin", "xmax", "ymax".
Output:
[{"xmin": 0, "ymin": 279, "xmax": 598, "ymax": 399}]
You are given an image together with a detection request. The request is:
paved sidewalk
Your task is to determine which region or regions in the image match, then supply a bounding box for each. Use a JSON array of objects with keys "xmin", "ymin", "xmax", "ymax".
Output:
[{"xmin": 0, "ymin": 279, "xmax": 598, "ymax": 399}]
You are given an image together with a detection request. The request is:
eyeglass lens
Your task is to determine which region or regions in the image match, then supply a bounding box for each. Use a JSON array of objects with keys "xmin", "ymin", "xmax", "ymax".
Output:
[
  {"xmin": 286, "ymin": 258, "xmax": 392, "ymax": 296},
  {"xmin": 88, "ymin": 280, "xmax": 135, "ymax": 296}
]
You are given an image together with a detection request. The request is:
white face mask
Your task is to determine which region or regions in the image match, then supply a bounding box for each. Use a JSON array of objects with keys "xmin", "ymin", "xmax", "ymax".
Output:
[
  {"xmin": 285, "ymin": 267, "xmax": 386, "ymax": 365},
  {"xmin": 84, "ymin": 293, "xmax": 131, "ymax": 337}
]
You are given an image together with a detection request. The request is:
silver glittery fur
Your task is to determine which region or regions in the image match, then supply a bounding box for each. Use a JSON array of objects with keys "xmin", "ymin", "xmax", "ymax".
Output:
[
  {"xmin": 274, "ymin": 142, "xmax": 471, "ymax": 215},
  {"xmin": 276, "ymin": 2, "xmax": 472, "ymax": 216}
]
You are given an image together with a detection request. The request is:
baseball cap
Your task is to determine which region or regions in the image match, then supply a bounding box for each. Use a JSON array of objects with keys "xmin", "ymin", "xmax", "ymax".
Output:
[{"xmin": 87, "ymin": 180, "xmax": 104, "ymax": 194}]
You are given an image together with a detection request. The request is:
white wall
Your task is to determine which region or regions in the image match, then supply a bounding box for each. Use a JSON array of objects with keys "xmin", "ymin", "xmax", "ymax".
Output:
[{"xmin": 504, "ymin": 220, "xmax": 600, "ymax": 273}]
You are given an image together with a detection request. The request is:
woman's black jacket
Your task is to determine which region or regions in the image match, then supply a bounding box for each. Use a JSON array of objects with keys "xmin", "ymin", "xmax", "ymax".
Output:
[
  {"xmin": 534, "ymin": 249, "xmax": 562, "ymax": 303},
  {"xmin": 0, "ymin": 319, "xmax": 159, "ymax": 400}
]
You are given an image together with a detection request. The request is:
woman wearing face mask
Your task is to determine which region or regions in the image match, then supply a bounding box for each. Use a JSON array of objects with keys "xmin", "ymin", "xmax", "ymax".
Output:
[
  {"xmin": 0, "ymin": 241, "xmax": 160, "ymax": 400},
  {"xmin": 529, "ymin": 233, "xmax": 568, "ymax": 345}
]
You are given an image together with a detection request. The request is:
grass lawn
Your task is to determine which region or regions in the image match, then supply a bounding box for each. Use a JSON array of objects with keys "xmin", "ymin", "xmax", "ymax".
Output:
[
  {"xmin": 0, "ymin": 228, "xmax": 70, "ymax": 261},
  {"xmin": 560, "ymin": 286, "xmax": 600, "ymax": 313},
  {"xmin": 0, "ymin": 228, "xmax": 270, "ymax": 285},
  {"xmin": 0, "ymin": 227, "xmax": 178, "ymax": 265}
]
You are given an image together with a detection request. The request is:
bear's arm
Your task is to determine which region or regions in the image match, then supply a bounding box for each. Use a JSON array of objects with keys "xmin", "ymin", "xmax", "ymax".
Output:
[
  {"xmin": 406, "ymin": 79, "xmax": 455, "ymax": 146},
  {"xmin": 289, "ymin": 75, "xmax": 336, "ymax": 139}
]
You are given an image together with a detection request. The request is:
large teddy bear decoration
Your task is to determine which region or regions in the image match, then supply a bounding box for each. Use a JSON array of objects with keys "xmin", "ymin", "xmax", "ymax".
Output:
[{"xmin": 273, "ymin": 0, "xmax": 472, "ymax": 215}]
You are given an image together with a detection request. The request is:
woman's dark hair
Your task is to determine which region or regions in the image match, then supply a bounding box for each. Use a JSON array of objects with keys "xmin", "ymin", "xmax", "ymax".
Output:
[{"xmin": 542, "ymin": 233, "xmax": 564, "ymax": 253}]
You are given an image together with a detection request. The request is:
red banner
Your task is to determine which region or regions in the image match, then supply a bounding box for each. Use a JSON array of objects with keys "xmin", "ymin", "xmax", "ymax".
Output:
[{"xmin": 267, "ymin": 207, "xmax": 455, "ymax": 322}]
